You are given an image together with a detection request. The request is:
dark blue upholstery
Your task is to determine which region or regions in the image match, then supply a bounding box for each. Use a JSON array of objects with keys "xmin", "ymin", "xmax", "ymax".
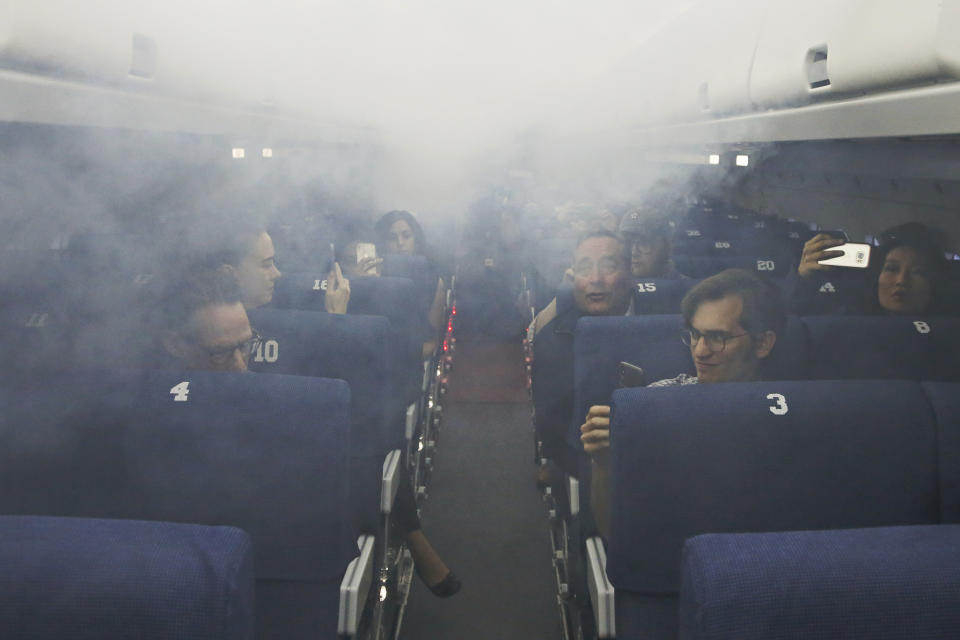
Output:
[
  {"xmin": 0, "ymin": 369, "xmax": 354, "ymax": 640},
  {"xmin": 608, "ymin": 380, "xmax": 938, "ymax": 593},
  {"xmin": 272, "ymin": 272, "xmax": 417, "ymax": 321},
  {"xmin": 805, "ymin": 316, "xmax": 960, "ymax": 380},
  {"xmin": 247, "ymin": 308, "xmax": 398, "ymax": 456},
  {"xmin": 270, "ymin": 274, "xmax": 424, "ymax": 401},
  {"xmin": 382, "ymin": 254, "xmax": 437, "ymax": 322},
  {"xmin": 567, "ymin": 315, "xmax": 809, "ymax": 452},
  {"xmin": 630, "ymin": 279, "xmax": 698, "ymax": 315},
  {"xmin": 922, "ymin": 382, "xmax": 960, "ymax": 522},
  {"xmin": 246, "ymin": 308, "xmax": 399, "ymax": 538},
  {"xmin": 0, "ymin": 515, "xmax": 255, "ymax": 640},
  {"xmin": 679, "ymin": 526, "xmax": 960, "ymax": 640},
  {"xmin": 674, "ymin": 255, "xmax": 787, "ymax": 279},
  {"xmin": 607, "ymin": 381, "xmax": 939, "ymax": 639}
]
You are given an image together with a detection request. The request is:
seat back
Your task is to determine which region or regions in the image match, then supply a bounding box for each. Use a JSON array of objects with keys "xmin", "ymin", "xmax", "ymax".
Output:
[
  {"xmin": 271, "ymin": 274, "xmax": 424, "ymax": 397},
  {"xmin": 804, "ymin": 315, "xmax": 960, "ymax": 380},
  {"xmin": 679, "ymin": 526, "xmax": 960, "ymax": 640},
  {"xmin": 568, "ymin": 315, "xmax": 809, "ymax": 452},
  {"xmin": 630, "ymin": 279, "xmax": 698, "ymax": 316},
  {"xmin": 0, "ymin": 515, "xmax": 255, "ymax": 640},
  {"xmin": 608, "ymin": 380, "xmax": 938, "ymax": 593},
  {"xmin": 247, "ymin": 308, "xmax": 397, "ymax": 455},
  {"xmin": 0, "ymin": 368, "xmax": 354, "ymax": 639},
  {"xmin": 922, "ymin": 382, "xmax": 960, "ymax": 521},
  {"xmin": 607, "ymin": 380, "xmax": 938, "ymax": 638},
  {"xmin": 674, "ymin": 255, "xmax": 787, "ymax": 279}
]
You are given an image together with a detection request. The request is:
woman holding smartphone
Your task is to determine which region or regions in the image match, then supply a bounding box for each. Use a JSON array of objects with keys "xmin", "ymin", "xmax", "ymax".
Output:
[
  {"xmin": 375, "ymin": 211, "xmax": 448, "ymax": 358},
  {"xmin": 789, "ymin": 222, "xmax": 953, "ymax": 315}
]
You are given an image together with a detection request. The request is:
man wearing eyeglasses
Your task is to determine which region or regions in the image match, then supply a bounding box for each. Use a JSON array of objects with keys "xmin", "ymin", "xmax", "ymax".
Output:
[
  {"xmin": 581, "ymin": 268, "xmax": 784, "ymax": 535},
  {"xmin": 159, "ymin": 269, "xmax": 260, "ymax": 373}
]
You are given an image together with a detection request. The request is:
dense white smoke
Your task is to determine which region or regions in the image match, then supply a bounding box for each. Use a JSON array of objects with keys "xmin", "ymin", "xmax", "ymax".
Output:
[{"xmin": 116, "ymin": 0, "xmax": 693, "ymax": 213}]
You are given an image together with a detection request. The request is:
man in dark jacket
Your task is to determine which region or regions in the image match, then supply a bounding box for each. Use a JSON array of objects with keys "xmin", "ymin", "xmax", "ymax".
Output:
[{"xmin": 531, "ymin": 230, "xmax": 633, "ymax": 484}]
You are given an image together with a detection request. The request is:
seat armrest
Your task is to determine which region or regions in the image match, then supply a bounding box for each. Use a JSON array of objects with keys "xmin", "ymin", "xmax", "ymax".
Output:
[
  {"xmin": 338, "ymin": 535, "xmax": 376, "ymax": 637},
  {"xmin": 380, "ymin": 450, "xmax": 402, "ymax": 515},
  {"xmin": 405, "ymin": 404, "xmax": 418, "ymax": 441},
  {"xmin": 586, "ymin": 536, "xmax": 616, "ymax": 638}
]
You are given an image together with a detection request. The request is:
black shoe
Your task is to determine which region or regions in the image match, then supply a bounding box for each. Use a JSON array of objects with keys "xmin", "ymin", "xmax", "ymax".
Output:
[{"xmin": 427, "ymin": 571, "xmax": 461, "ymax": 598}]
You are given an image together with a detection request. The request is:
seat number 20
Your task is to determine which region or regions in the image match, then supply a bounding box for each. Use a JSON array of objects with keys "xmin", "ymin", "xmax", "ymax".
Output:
[{"xmin": 766, "ymin": 393, "xmax": 788, "ymax": 415}]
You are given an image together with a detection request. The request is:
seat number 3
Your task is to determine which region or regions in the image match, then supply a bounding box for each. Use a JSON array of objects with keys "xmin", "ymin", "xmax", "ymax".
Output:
[
  {"xmin": 767, "ymin": 393, "xmax": 788, "ymax": 415},
  {"xmin": 170, "ymin": 381, "xmax": 190, "ymax": 402}
]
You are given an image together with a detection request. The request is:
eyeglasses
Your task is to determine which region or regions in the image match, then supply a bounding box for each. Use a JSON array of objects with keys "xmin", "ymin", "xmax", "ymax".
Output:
[
  {"xmin": 205, "ymin": 331, "xmax": 262, "ymax": 365},
  {"xmin": 680, "ymin": 328, "xmax": 749, "ymax": 352}
]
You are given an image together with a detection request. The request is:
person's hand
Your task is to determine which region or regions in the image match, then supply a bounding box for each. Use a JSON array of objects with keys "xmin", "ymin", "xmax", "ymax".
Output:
[
  {"xmin": 357, "ymin": 256, "xmax": 383, "ymax": 277},
  {"xmin": 580, "ymin": 404, "xmax": 611, "ymax": 461},
  {"xmin": 324, "ymin": 262, "xmax": 350, "ymax": 314},
  {"xmin": 797, "ymin": 233, "xmax": 845, "ymax": 278}
]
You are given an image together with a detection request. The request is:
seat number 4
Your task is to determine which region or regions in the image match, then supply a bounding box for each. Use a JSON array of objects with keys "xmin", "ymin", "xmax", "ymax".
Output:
[{"xmin": 170, "ymin": 381, "xmax": 190, "ymax": 402}]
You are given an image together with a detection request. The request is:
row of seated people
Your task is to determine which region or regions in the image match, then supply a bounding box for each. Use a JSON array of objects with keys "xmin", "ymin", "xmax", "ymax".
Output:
[
  {"xmin": 530, "ymin": 221, "xmax": 959, "ymax": 483},
  {"xmin": 528, "ymin": 224, "xmax": 960, "ymax": 638},
  {"xmin": 524, "ymin": 199, "xmax": 811, "ymax": 314},
  {"xmin": 523, "ymin": 195, "xmax": 958, "ymax": 316},
  {"xmin": 0, "ymin": 207, "xmax": 459, "ymax": 639}
]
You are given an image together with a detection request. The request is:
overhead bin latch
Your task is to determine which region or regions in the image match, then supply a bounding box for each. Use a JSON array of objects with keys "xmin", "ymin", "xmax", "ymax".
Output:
[{"xmin": 806, "ymin": 44, "xmax": 830, "ymax": 90}]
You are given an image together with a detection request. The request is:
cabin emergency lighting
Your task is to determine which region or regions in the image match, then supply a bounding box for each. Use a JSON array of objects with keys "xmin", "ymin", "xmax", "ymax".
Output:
[
  {"xmin": 232, "ymin": 148, "xmax": 245, "ymax": 159},
  {"xmin": 708, "ymin": 154, "xmax": 721, "ymax": 165},
  {"xmin": 262, "ymin": 148, "xmax": 273, "ymax": 158},
  {"xmin": 736, "ymin": 154, "xmax": 750, "ymax": 167}
]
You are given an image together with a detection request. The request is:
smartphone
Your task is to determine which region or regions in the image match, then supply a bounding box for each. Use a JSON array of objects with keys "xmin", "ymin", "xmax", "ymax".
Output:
[
  {"xmin": 618, "ymin": 361, "xmax": 646, "ymax": 388},
  {"xmin": 356, "ymin": 242, "xmax": 377, "ymax": 263},
  {"xmin": 818, "ymin": 242, "xmax": 871, "ymax": 268},
  {"xmin": 818, "ymin": 230, "xmax": 849, "ymax": 242}
]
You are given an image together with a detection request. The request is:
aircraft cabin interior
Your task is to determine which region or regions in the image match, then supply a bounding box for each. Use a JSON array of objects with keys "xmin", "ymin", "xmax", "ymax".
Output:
[{"xmin": 1, "ymin": 1, "xmax": 960, "ymax": 639}]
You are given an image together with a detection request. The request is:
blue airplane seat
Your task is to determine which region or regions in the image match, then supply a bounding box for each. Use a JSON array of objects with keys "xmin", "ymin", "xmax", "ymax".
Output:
[
  {"xmin": 0, "ymin": 304, "xmax": 69, "ymax": 370},
  {"xmin": 630, "ymin": 278, "xmax": 698, "ymax": 315},
  {"xmin": 271, "ymin": 274, "xmax": 424, "ymax": 399},
  {"xmin": 679, "ymin": 525, "xmax": 960, "ymax": 640},
  {"xmin": 921, "ymin": 382, "xmax": 960, "ymax": 522},
  {"xmin": 0, "ymin": 368, "xmax": 354, "ymax": 640},
  {"xmin": 382, "ymin": 254, "xmax": 436, "ymax": 315},
  {"xmin": 607, "ymin": 380, "xmax": 938, "ymax": 640},
  {"xmin": 247, "ymin": 308, "xmax": 398, "ymax": 456},
  {"xmin": 803, "ymin": 315, "xmax": 958, "ymax": 380},
  {"xmin": 674, "ymin": 255, "xmax": 787, "ymax": 279},
  {"xmin": 246, "ymin": 309, "xmax": 402, "ymax": 540},
  {"xmin": 0, "ymin": 515, "xmax": 255, "ymax": 640},
  {"xmin": 671, "ymin": 234, "xmax": 714, "ymax": 257}
]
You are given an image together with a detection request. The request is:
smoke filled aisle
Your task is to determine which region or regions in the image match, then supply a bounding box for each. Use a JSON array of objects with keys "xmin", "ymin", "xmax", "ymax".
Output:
[{"xmin": 400, "ymin": 341, "xmax": 559, "ymax": 639}]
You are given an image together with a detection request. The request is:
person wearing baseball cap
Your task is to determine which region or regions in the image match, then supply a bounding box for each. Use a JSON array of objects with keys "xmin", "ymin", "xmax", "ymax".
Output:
[{"xmin": 618, "ymin": 207, "xmax": 686, "ymax": 279}]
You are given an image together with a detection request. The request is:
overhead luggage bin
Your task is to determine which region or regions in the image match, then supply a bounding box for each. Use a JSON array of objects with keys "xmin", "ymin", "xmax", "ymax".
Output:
[
  {"xmin": 0, "ymin": 1, "xmax": 379, "ymax": 142},
  {"xmin": 623, "ymin": 0, "xmax": 960, "ymax": 144},
  {"xmin": 750, "ymin": 0, "xmax": 960, "ymax": 108}
]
